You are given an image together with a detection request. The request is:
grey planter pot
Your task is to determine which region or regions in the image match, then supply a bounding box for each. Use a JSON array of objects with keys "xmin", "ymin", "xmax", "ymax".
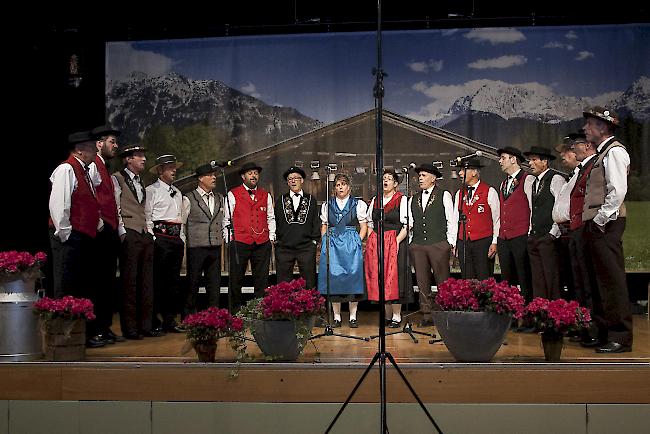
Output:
[
  {"xmin": 252, "ymin": 317, "xmax": 315, "ymax": 361},
  {"xmin": 432, "ymin": 311, "xmax": 511, "ymax": 362}
]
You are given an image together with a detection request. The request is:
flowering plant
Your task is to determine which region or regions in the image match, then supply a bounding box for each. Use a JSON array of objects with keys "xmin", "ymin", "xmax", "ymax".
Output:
[
  {"xmin": 435, "ymin": 278, "xmax": 525, "ymax": 318},
  {"xmin": 523, "ymin": 297, "xmax": 591, "ymax": 336},
  {"xmin": 33, "ymin": 296, "xmax": 95, "ymax": 321},
  {"xmin": 241, "ymin": 278, "xmax": 325, "ymax": 321},
  {"xmin": 182, "ymin": 307, "xmax": 244, "ymax": 344},
  {"xmin": 0, "ymin": 251, "xmax": 47, "ymax": 282}
]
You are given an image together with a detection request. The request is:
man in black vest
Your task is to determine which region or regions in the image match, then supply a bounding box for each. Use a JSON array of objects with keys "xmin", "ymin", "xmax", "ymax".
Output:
[
  {"xmin": 274, "ymin": 166, "xmax": 320, "ymax": 290},
  {"xmin": 408, "ymin": 163, "xmax": 454, "ymax": 327},
  {"xmin": 581, "ymin": 106, "xmax": 632, "ymax": 353},
  {"xmin": 523, "ymin": 146, "xmax": 567, "ymax": 300},
  {"xmin": 182, "ymin": 162, "xmax": 225, "ymax": 318}
]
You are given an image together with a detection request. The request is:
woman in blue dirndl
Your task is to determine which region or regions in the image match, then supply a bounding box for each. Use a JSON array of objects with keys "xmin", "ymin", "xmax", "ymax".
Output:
[{"xmin": 318, "ymin": 173, "xmax": 368, "ymax": 328}]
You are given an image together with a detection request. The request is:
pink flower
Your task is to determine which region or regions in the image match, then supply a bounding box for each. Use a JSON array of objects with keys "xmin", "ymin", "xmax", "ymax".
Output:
[
  {"xmin": 435, "ymin": 278, "xmax": 525, "ymax": 318},
  {"xmin": 182, "ymin": 307, "xmax": 244, "ymax": 343},
  {"xmin": 259, "ymin": 279, "xmax": 325, "ymax": 320},
  {"xmin": 34, "ymin": 295, "xmax": 95, "ymax": 321},
  {"xmin": 523, "ymin": 297, "xmax": 591, "ymax": 334}
]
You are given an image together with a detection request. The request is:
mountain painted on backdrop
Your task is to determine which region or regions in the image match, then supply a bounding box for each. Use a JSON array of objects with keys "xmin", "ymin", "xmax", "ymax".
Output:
[
  {"xmin": 427, "ymin": 76, "xmax": 650, "ymax": 127},
  {"xmin": 106, "ymin": 72, "xmax": 322, "ymax": 157}
]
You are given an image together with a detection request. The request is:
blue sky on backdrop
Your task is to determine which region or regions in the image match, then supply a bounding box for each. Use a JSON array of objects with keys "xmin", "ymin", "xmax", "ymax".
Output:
[{"xmin": 107, "ymin": 24, "xmax": 649, "ymax": 124}]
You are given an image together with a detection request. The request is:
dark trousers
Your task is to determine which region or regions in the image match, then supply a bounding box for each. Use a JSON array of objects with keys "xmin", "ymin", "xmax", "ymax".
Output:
[
  {"xmin": 569, "ymin": 226, "xmax": 602, "ymax": 339},
  {"xmin": 457, "ymin": 237, "xmax": 494, "ymax": 280},
  {"xmin": 229, "ymin": 241, "xmax": 272, "ymax": 311},
  {"xmin": 94, "ymin": 226, "xmax": 120, "ymax": 334},
  {"xmin": 497, "ymin": 235, "xmax": 532, "ymax": 302},
  {"xmin": 185, "ymin": 245, "xmax": 222, "ymax": 317},
  {"xmin": 119, "ymin": 229, "xmax": 154, "ymax": 335},
  {"xmin": 275, "ymin": 243, "xmax": 317, "ymax": 290},
  {"xmin": 409, "ymin": 241, "xmax": 451, "ymax": 316},
  {"xmin": 557, "ymin": 235, "xmax": 575, "ymax": 300},
  {"xmin": 527, "ymin": 234, "xmax": 562, "ymax": 300},
  {"xmin": 152, "ymin": 236, "xmax": 184, "ymax": 328},
  {"xmin": 49, "ymin": 229, "xmax": 99, "ymax": 335},
  {"xmin": 583, "ymin": 219, "xmax": 633, "ymax": 346}
]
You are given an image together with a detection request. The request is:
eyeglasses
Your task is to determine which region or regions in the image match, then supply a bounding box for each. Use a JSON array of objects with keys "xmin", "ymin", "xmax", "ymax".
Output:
[{"xmin": 287, "ymin": 177, "xmax": 303, "ymax": 181}]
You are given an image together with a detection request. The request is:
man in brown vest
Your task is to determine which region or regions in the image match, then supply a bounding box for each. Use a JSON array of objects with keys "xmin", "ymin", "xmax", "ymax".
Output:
[
  {"xmin": 112, "ymin": 144, "xmax": 160, "ymax": 340},
  {"xmin": 581, "ymin": 106, "xmax": 633, "ymax": 353}
]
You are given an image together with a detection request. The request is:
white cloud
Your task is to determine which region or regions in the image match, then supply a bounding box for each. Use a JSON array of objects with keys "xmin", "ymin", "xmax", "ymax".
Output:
[
  {"xmin": 543, "ymin": 41, "xmax": 574, "ymax": 51},
  {"xmin": 407, "ymin": 59, "xmax": 444, "ymax": 73},
  {"xmin": 408, "ymin": 79, "xmax": 495, "ymax": 121},
  {"xmin": 575, "ymin": 51, "xmax": 594, "ymax": 61},
  {"xmin": 565, "ymin": 30, "xmax": 578, "ymax": 40},
  {"xmin": 468, "ymin": 55, "xmax": 527, "ymax": 69},
  {"xmin": 590, "ymin": 91, "xmax": 621, "ymax": 106},
  {"xmin": 106, "ymin": 42, "xmax": 175, "ymax": 83},
  {"xmin": 441, "ymin": 29, "xmax": 460, "ymax": 37},
  {"xmin": 240, "ymin": 81, "xmax": 261, "ymax": 98},
  {"xmin": 464, "ymin": 27, "xmax": 526, "ymax": 45}
]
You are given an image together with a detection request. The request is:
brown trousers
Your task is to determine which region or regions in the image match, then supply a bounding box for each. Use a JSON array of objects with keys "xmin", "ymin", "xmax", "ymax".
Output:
[
  {"xmin": 527, "ymin": 234, "xmax": 562, "ymax": 300},
  {"xmin": 409, "ymin": 241, "xmax": 451, "ymax": 316}
]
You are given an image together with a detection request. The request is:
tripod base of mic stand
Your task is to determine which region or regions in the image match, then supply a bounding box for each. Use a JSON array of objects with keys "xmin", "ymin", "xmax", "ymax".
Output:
[
  {"xmin": 309, "ymin": 324, "xmax": 370, "ymax": 342},
  {"xmin": 369, "ymin": 321, "xmax": 441, "ymax": 344}
]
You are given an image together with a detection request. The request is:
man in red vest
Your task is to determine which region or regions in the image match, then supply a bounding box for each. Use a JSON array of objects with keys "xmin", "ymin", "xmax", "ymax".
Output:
[
  {"xmin": 451, "ymin": 158, "xmax": 500, "ymax": 280},
  {"xmin": 87, "ymin": 125, "xmax": 124, "ymax": 344},
  {"xmin": 223, "ymin": 162, "xmax": 276, "ymax": 312},
  {"xmin": 49, "ymin": 131, "xmax": 104, "ymax": 347}
]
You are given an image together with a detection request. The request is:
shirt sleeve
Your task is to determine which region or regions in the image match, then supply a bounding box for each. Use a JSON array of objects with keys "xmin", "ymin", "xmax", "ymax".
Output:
[
  {"xmin": 523, "ymin": 175, "xmax": 535, "ymax": 233},
  {"xmin": 49, "ymin": 164, "xmax": 76, "ymax": 242},
  {"xmin": 366, "ymin": 198, "xmax": 376, "ymax": 229},
  {"xmin": 356, "ymin": 199, "xmax": 368, "ymax": 223},
  {"xmin": 595, "ymin": 146, "xmax": 630, "ymax": 226},
  {"xmin": 548, "ymin": 174, "xmax": 567, "ymax": 237},
  {"xmin": 399, "ymin": 196, "xmax": 408, "ymax": 225},
  {"xmin": 443, "ymin": 190, "xmax": 455, "ymax": 245},
  {"xmin": 488, "ymin": 187, "xmax": 500, "ymax": 244},
  {"xmin": 88, "ymin": 161, "xmax": 102, "ymax": 187},
  {"xmin": 449, "ymin": 190, "xmax": 460, "ymax": 247},
  {"xmin": 267, "ymin": 192, "xmax": 276, "ymax": 241},
  {"xmin": 112, "ymin": 174, "xmax": 126, "ymax": 237},
  {"xmin": 552, "ymin": 173, "xmax": 576, "ymax": 224},
  {"xmin": 144, "ymin": 185, "xmax": 155, "ymax": 236},
  {"xmin": 222, "ymin": 191, "xmax": 236, "ymax": 242}
]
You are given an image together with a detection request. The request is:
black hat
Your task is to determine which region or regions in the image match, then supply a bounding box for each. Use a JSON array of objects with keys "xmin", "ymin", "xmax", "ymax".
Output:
[
  {"xmin": 523, "ymin": 146, "xmax": 556, "ymax": 161},
  {"xmin": 283, "ymin": 166, "xmax": 306, "ymax": 180},
  {"xmin": 117, "ymin": 144, "xmax": 147, "ymax": 157},
  {"xmin": 583, "ymin": 106, "xmax": 620, "ymax": 127},
  {"xmin": 414, "ymin": 163, "xmax": 443, "ymax": 178},
  {"xmin": 497, "ymin": 146, "xmax": 525, "ymax": 162},
  {"xmin": 68, "ymin": 131, "xmax": 95, "ymax": 149},
  {"xmin": 91, "ymin": 124, "xmax": 121, "ymax": 139},
  {"xmin": 149, "ymin": 154, "xmax": 183, "ymax": 174},
  {"xmin": 383, "ymin": 168, "xmax": 401, "ymax": 184},
  {"xmin": 462, "ymin": 158, "xmax": 484, "ymax": 169},
  {"xmin": 566, "ymin": 132, "xmax": 587, "ymax": 143},
  {"xmin": 195, "ymin": 162, "xmax": 218, "ymax": 177},
  {"xmin": 239, "ymin": 161, "xmax": 263, "ymax": 175}
]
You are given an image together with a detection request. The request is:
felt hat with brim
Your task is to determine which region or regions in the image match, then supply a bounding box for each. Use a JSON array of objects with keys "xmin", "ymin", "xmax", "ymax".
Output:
[
  {"xmin": 68, "ymin": 131, "xmax": 95, "ymax": 150},
  {"xmin": 283, "ymin": 166, "xmax": 306, "ymax": 180},
  {"xmin": 523, "ymin": 146, "xmax": 556, "ymax": 161},
  {"xmin": 583, "ymin": 106, "xmax": 620, "ymax": 127},
  {"xmin": 414, "ymin": 163, "xmax": 443, "ymax": 178},
  {"xmin": 497, "ymin": 146, "xmax": 525, "ymax": 161},
  {"xmin": 117, "ymin": 144, "xmax": 147, "ymax": 157},
  {"xmin": 195, "ymin": 163, "xmax": 218, "ymax": 177},
  {"xmin": 91, "ymin": 124, "xmax": 121, "ymax": 139},
  {"xmin": 460, "ymin": 158, "xmax": 484, "ymax": 169},
  {"xmin": 239, "ymin": 162, "xmax": 263, "ymax": 175},
  {"xmin": 149, "ymin": 154, "xmax": 183, "ymax": 174}
]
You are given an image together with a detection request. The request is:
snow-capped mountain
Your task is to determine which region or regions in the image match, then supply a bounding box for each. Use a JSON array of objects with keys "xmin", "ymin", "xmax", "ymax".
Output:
[
  {"xmin": 612, "ymin": 76, "xmax": 650, "ymax": 121},
  {"xmin": 107, "ymin": 72, "xmax": 322, "ymax": 152}
]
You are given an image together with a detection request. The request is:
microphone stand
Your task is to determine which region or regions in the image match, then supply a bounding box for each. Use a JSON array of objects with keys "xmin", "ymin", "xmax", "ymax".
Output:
[
  {"xmin": 325, "ymin": 2, "xmax": 443, "ymax": 432},
  {"xmin": 309, "ymin": 165, "xmax": 368, "ymax": 343},
  {"xmin": 456, "ymin": 161, "xmax": 469, "ymax": 279},
  {"xmin": 369, "ymin": 166, "xmax": 439, "ymax": 344},
  {"xmin": 220, "ymin": 167, "xmax": 239, "ymax": 314}
]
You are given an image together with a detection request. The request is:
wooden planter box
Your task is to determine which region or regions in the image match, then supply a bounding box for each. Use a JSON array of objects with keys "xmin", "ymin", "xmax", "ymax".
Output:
[{"xmin": 42, "ymin": 318, "xmax": 86, "ymax": 361}]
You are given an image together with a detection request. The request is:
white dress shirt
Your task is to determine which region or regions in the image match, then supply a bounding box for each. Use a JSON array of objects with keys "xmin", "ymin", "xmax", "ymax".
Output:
[
  {"xmin": 145, "ymin": 179, "xmax": 185, "ymax": 242},
  {"xmin": 407, "ymin": 187, "xmax": 455, "ymax": 245},
  {"xmin": 49, "ymin": 156, "xmax": 102, "ymax": 242},
  {"xmin": 183, "ymin": 187, "xmax": 218, "ymax": 221},
  {"xmin": 525, "ymin": 168, "xmax": 567, "ymax": 237},
  {"xmin": 594, "ymin": 136, "xmax": 630, "ymax": 226},
  {"xmin": 366, "ymin": 194, "xmax": 407, "ymax": 230},
  {"xmin": 552, "ymin": 166, "xmax": 580, "ymax": 224},
  {"xmin": 111, "ymin": 168, "xmax": 144, "ymax": 237},
  {"xmin": 450, "ymin": 180, "xmax": 500, "ymax": 246},
  {"xmin": 223, "ymin": 185, "xmax": 276, "ymax": 242},
  {"xmin": 291, "ymin": 189, "xmax": 304, "ymax": 212}
]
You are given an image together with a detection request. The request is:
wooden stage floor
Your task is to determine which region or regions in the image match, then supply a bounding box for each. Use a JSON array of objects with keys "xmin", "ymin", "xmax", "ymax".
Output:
[{"xmin": 2, "ymin": 314, "xmax": 649, "ymax": 404}]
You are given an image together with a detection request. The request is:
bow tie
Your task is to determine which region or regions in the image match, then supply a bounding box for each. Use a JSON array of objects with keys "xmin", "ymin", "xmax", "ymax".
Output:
[{"xmin": 423, "ymin": 190, "xmax": 430, "ymax": 195}]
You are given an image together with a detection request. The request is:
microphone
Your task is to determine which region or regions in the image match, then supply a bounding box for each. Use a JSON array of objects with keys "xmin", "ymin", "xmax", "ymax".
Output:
[
  {"xmin": 210, "ymin": 160, "xmax": 233, "ymax": 168},
  {"xmin": 451, "ymin": 151, "xmax": 483, "ymax": 165},
  {"xmin": 408, "ymin": 162, "xmax": 417, "ymax": 169}
]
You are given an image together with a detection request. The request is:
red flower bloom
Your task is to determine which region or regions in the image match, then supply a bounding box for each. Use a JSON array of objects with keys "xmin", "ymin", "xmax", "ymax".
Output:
[
  {"xmin": 182, "ymin": 307, "xmax": 244, "ymax": 344},
  {"xmin": 435, "ymin": 278, "xmax": 525, "ymax": 318},
  {"xmin": 0, "ymin": 251, "xmax": 47, "ymax": 278},
  {"xmin": 259, "ymin": 278, "xmax": 325, "ymax": 320},
  {"xmin": 33, "ymin": 295, "xmax": 95, "ymax": 321},
  {"xmin": 523, "ymin": 297, "xmax": 591, "ymax": 334}
]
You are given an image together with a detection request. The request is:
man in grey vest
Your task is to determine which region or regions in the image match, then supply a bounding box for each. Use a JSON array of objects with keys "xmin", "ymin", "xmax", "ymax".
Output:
[
  {"xmin": 523, "ymin": 146, "xmax": 567, "ymax": 300},
  {"xmin": 581, "ymin": 106, "xmax": 632, "ymax": 353},
  {"xmin": 112, "ymin": 144, "xmax": 158, "ymax": 340},
  {"xmin": 408, "ymin": 163, "xmax": 454, "ymax": 327},
  {"xmin": 182, "ymin": 162, "xmax": 224, "ymax": 318}
]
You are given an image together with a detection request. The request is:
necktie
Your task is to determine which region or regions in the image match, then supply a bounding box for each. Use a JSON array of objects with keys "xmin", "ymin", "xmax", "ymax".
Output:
[
  {"xmin": 504, "ymin": 176, "xmax": 514, "ymax": 198},
  {"xmin": 169, "ymin": 187, "xmax": 176, "ymax": 198},
  {"xmin": 466, "ymin": 186, "xmax": 475, "ymax": 203},
  {"xmin": 205, "ymin": 192, "xmax": 214, "ymax": 214},
  {"xmin": 83, "ymin": 166, "xmax": 96, "ymax": 197},
  {"xmin": 533, "ymin": 178, "xmax": 539, "ymax": 195},
  {"xmin": 134, "ymin": 175, "xmax": 143, "ymax": 202}
]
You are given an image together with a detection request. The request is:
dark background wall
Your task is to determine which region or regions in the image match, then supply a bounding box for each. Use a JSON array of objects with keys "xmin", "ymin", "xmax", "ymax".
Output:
[{"xmin": 4, "ymin": 1, "xmax": 648, "ymax": 253}]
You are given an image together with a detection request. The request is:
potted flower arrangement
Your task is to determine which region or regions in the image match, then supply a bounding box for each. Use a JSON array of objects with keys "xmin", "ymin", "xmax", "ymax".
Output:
[
  {"xmin": 523, "ymin": 297, "xmax": 591, "ymax": 361},
  {"xmin": 182, "ymin": 307, "xmax": 246, "ymax": 363},
  {"xmin": 33, "ymin": 295, "xmax": 95, "ymax": 361},
  {"xmin": 239, "ymin": 278, "xmax": 325, "ymax": 361},
  {"xmin": 0, "ymin": 251, "xmax": 47, "ymax": 287},
  {"xmin": 433, "ymin": 277, "xmax": 525, "ymax": 362}
]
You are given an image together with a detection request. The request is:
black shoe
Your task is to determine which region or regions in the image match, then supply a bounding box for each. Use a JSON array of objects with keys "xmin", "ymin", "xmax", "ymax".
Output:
[
  {"xmin": 595, "ymin": 342, "xmax": 632, "ymax": 354},
  {"xmin": 384, "ymin": 318, "xmax": 392, "ymax": 326},
  {"xmin": 86, "ymin": 335, "xmax": 106, "ymax": 348},
  {"xmin": 419, "ymin": 319, "xmax": 434, "ymax": 327},
  {"xmin": 142, "ymin": 328, "xmax": 166, "ymax": 337},
  {"xmin": 163, "ymin": 322, "xmax": 184, "ymax": 333},
  {"xmin": 349, "ymin": 319, "xmax": 359, "ymax": 328},
  {"xmin": 123, "ymin": 331, "xmax": 144, "ymax": 340},
  {"xmin": 99, "ymin": 334, "xmax": 115, "ymax": 345},
  {"xmin": 332, "ymin": 320, "xmax": 342, "ymax": 328},
  {"xmin": 580, "ymin": 337, "xmax": 605, "ymax": 348},
  {"xmin": 388, "ymin": 320, "xmax": 401, "ymax": 328},
  {"xmin": 105, "ymin": 329, "xmax": 126, "ymax": 343}
]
